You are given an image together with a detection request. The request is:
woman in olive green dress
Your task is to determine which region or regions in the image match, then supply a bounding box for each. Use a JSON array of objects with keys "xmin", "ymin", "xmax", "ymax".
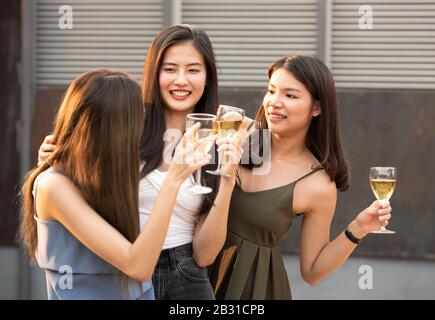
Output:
[{"xmin": 209, "ymin": 54, "xmax": 392, "ymax": 300}]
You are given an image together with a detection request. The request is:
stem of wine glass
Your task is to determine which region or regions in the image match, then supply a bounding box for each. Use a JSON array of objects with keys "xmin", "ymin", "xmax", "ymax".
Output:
[
  {"xmin": 216, "ymin": 152, "xmax": 223, "ymax": 172},
  {"xmin": 195, "ymin": 167, "xmax": 202, "ymax": 187}
]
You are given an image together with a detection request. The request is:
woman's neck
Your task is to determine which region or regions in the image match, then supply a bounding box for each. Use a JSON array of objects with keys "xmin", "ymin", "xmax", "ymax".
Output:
[
  {"xmin": 270, "ymin": 131, "xmax": 307, "ymax": 161},
  {"xmin": 164, "ymin": 110, "xmax": 188, "ymax": 131}
]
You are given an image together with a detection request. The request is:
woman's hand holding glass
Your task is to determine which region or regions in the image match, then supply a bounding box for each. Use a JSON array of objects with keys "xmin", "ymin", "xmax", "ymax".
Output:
[
  {"xmin": 348, "ymin": 200, "xmax": 392, "ymax": 239},
  {"xmin": 168, "ymin": 122, "xmax": 217, "ymax": 185},
  {"xmin": 206, "ymin": 105, "xmax": 245, "ymax": 177},
  {"xmin": 214, "ymin": 132, "xmax": 244, "ymax": 181}
]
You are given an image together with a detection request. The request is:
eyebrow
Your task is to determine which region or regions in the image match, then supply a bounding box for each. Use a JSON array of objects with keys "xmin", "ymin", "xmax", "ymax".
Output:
[
  {"xmin": 162, "ymin": 62, "xmax": 202, "ymax": 67},
  {"xmin": 268, "ymin": 83, "xmax": 301, "ymax": 92}
]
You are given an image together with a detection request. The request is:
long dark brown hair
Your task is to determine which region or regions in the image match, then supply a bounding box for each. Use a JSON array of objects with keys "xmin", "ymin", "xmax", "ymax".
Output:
[
  {"xmin": 20, "ymin": 69, "xmax": 144, "ymax": 271},
  {"xmin": 245, "ymin": 54, "xmax": 349, "ymax": 191},
  {"xmin": 140, "ymin": 24, "xmax": 219, "ymax": 213}
]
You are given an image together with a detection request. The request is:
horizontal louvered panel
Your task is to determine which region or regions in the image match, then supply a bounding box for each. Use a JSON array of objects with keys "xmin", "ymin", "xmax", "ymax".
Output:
[
  {"xmin": 334, "ymin": 11, "xmax": 435, "ymax": 17},
  {"xmin": 37, "ymin": 4, "xmax": 161, "ymax": 11},
  {"xmin": 215, "ymin": 62, "xmax": 301, "ymax": 69},
  {"xmin": 35, "ymin": 0, "xmax": 162, "ymax": 87},
  {"xmin": 334, "ymin": 17, "xmax": 435, "ymax": 23},
  {"xmin": 214, "ymin": 53, "xmax": 317, "ymax": 63},
  {"xmin": 214, "ymin": 49, "xmax": 315, "ymax": 56},
  {"xmin": 37, "ymin": 48, "xmax": 149, "ymax": 55},
  {"xmin": 211, "ymin": 37, "xmax": 316, "ymax": 43},
  {"xmin": 37, "ymin": 42, "xmax": 154, "ymax": 48},
  {"xmin": 333, "ymin": 44, "xmax": 435, "ymax": 50},
  {"xmin": 333, "ymin": 50, "xmax": 435, "ymax": 56},
  {"xmin": 333, "ymin": 0, "xmax": 435, "ymax": 4},
  {"xmin": 37, "ymin": 35, "xmax": 157, "ymax": 42},
  {"xmin": 332, "ymin": 63, "xmax": 435, "ymax": 70},
  {"xmin": 184, "ymin": 4, "xmax": 318, "ymax": 10},
  {"xmin": 183, "ymin": 0, "xmax": 318, "ymax": 87},
  {"xmin": 336, "ymin": 82, "xmax": 434, "ymax": 89},
  {"xmin": 214, "ymin": 43, "xmax": 317, "ymax": 50},
  {"xmin": 38, "ymin": 60, "xmax": 145, "ymax": 67},
  {"xmin": 37, "ymin": 54, "xmax": 147, "ymax": 60},
  {"xmin": 200, "ymin": 30, "xmax": 317, "ymax": 37},
  {"xmin": 332, "ymin": 0, "xmax": 435, "ymax": 89},
  {"xmin": 184, "ymin": 12, "xmax": 317, "ymax": 17},
  {"xmin": 38, "ymin": 0, "xmax": 152, "ymax": 3},
  {"xmin": 37, "ymin": 72, "xmax": 143, "ymax": 79},
  {"xmin": 37, "ymin": 11, "xmax": 161, "ymax": 17},
  {"xmin": 37, "ymin": 66, "xmax": 142, "ymax": 73},
  {"xmin": 185, "ymin": 18, "xmax": 317, "ymax": 24},
  {"xmin": 335, "ymin": 76, "xmax": 434, "ymax": 82},
  {"xmin": 334, "ymin": 69, "xmax": 435, "ymax": 76},
  {"xmin": 37, "ymin": 30, "xmax": 160, "ymax": 36},
  {"xmin": 333, "ymin": 31, "xmax": 435, "ymax": 36},
  {"xmin": 181, "ymin": 24, "xmax": 317, "ymax": 30},
  {"xmin": 333, "ymin": 57, "xmax": 435, "ymax": 62},
  {"xmin": 333, "ymin": 37, "xmax": 433, "ymax": 43}
]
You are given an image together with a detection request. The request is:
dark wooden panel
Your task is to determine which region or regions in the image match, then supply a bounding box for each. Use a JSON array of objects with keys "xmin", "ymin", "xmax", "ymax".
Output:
[
  {"xmin": 0, "ymin": 0, "xmax": 21, "ymax": 245},
  {"xmin": 30, "ymin": 89, "xmax": 67, "ymax": 166}
]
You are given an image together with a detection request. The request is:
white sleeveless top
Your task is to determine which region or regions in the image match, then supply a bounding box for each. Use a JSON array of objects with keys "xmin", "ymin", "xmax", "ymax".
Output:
[{"xmin": 139, "ymin": 169, "xmax": 203, "ymax": 249}]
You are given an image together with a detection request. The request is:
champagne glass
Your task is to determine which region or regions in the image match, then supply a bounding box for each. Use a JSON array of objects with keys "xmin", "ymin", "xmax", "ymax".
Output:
[
  {"xmin": 186, "ymin": 113, "xmax": 217, "ymax": 194},
  {"xmin": 369, "ymin": 167, "xmax": 397, "ymax": 234},
  {"xmin": 206, "ymin": 105, "xmax": 245, "ymax": 177}
]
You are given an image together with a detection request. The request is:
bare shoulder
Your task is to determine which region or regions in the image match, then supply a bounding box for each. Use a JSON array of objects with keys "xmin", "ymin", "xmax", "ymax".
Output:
[
  {"xmin": 305, "ymin": 169, "xmax": 336, "ymax": 197},
  {"xmin": 36, "ymin": 170, "xmax": 73, "ymax": 195},
  {"xmin": 35, "ymin": 170, "xmax": 78, "ymax": 219},
  {"xmin": 293, "ymin": 169, "xmax": 337, "ymax": 215}
]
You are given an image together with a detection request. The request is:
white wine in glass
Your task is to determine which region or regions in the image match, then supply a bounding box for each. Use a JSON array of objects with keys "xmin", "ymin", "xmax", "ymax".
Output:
[
  {"xmin": 206, "ymin": 105, "xmax": 245, "ymax": 177},
  {"xmin": 369, "ymin": 167, "xmax": 396, "ymax": 234},
  {"xmin": 186, "ymin": 113, "xmax": 217, "ymax": 194}
]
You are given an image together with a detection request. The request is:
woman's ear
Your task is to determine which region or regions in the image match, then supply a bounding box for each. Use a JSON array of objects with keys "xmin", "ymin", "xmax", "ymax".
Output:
[{"xmin": 312, "ymin": 101, "xmax": 321, "ymax": 117}]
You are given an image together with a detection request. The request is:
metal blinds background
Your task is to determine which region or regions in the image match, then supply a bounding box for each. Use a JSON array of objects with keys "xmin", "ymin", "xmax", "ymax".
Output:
[
  {"xmin": 332, "ymin": 0, "xmax": 435, "ymax": 89},
  {"xmin": 35, "ymin": 0, "xmax": 163, "ymax": 87},
  {"xmin": 182, "ymin": 0, "xmax": 319, "ymax": 88}
]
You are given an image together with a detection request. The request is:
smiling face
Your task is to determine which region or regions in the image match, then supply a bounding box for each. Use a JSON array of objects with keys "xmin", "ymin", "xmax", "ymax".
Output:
[
  {"xmin": 159, "ymin": 41, "xmax": 207, "ymax": 117},
  {"xmin": 263, "ymin": 68, "xmax": 321, "ymax": 136}
]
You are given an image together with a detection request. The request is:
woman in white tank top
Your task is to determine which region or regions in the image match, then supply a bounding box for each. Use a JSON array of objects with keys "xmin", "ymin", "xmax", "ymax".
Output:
[{"xmin": 138, "ymin": 25, "xmax": 242, "ymax": 300}]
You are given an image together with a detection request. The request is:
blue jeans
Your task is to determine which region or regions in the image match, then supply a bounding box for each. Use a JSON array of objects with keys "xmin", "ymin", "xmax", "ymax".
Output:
[{"xmin": 152, "ymin": 242, "xmax": 215, "ymax": 300}]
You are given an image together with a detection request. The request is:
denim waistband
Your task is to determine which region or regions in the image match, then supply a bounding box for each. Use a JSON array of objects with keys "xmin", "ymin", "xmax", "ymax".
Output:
[{"xmin": 158, "ymin": 242, "xmax": 193, "ymax": 268}]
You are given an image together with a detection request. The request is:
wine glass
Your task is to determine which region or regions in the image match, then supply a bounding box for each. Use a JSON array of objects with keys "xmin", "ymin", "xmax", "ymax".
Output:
[
  {"xmin": 186, "ymin": 113, "xmax": 217, "ymax": 194},
  {"xmin": 206, "ymin": 105, "xmax": 245, "ymax": 177},
  {"xmin": 369, "ymin": 167, "xmax": 397, "ymax": 234}
]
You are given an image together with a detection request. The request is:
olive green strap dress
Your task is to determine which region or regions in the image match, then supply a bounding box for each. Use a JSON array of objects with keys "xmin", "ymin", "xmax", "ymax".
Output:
[{"xmin": 209, "ymin": 168, "xmax": 324, "ymax": 300}]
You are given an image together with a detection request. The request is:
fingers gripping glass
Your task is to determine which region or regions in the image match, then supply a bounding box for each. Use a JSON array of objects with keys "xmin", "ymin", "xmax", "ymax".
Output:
[
  {"xmin": 206, "ymin": 105, "xmax": 245, "ymax": 177},
  {"xmin": 369, "ymin": 167, "xmax": 396, "ymax": 234},
  {"xmin": 186, "ymin": 113, "xmax": 217, "ymax": 195}
]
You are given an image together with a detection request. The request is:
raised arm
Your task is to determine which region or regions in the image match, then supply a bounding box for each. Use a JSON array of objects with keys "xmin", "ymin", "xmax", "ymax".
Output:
[
  {"xmin": 192, "ymin": 133, "xmax": 243, "ymax": 267},
  {"xmin": 297, "ymin": 174, "xmax": 391, "ymax": 286}
]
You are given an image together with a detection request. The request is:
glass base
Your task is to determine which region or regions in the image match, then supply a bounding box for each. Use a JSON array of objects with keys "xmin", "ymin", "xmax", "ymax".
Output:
[
  {"xmin": 372, "ymin": 227, "xmax": 396, "ymax": 234},
  {"xmin": 206, "ymin": 169, "xmax": 231, "ymax": 177},
  {"xmin": 188, "ymin": 184, "xmax": 213, "ymax": 194}
]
